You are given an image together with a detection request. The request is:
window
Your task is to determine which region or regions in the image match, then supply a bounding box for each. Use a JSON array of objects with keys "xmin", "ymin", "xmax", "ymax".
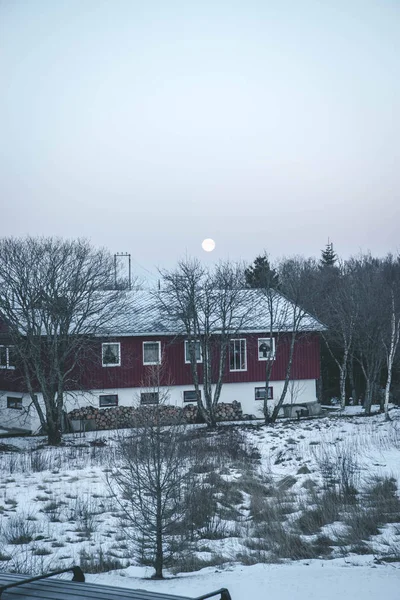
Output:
[
  {"xmin": 102, "ymin": 343, "xmax": 121, "ymax": 367},
  {"xmin": 140, "ymin": 392, "xmax": 159, "ymax": 405},
  {"xmin": 99, "ymin": 394, "xmax": 118, "ymax": 407},
  {"xmin": 229, "ymin": 339, "xmax": 247, "ymax": 371},
  {"xmin": 257, "ymin": 338, "xmax": 275, "ymax": 361},
  {"xmin": 183, "ymin": 390, "xmax": 200, "ymax": 403},
  {"xmin": 0, "ymin": 346, "xmax": 16, "ymax": 370},
  {"xmin": 7, "ymin": 396, "xmax": 22, "ymax": 410},
  {"xmin": 143, "ymin": 341, "xmax": 161, "ymax": 365},
  {"xmin": 184, "ymin": 340, "xmax": 202, "ymax": 363},
  {"xmin": 255, "ymin": 387, "xmax": 273, "ymax": 401}
]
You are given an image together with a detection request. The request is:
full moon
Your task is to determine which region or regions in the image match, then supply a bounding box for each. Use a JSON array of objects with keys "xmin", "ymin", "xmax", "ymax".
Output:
[{"xmin": 202, "ymin": 238, "xmax": 216, "ymax": 252}]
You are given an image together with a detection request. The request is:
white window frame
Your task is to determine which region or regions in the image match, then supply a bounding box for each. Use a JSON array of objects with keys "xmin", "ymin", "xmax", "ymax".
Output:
[
  {"xmin": 0, "ymin": 345, "xmax": 15, "ymax": 370},
  {"xmin": 184, "ymin": 340, "xmax": 203, "ymax": 364},
  {"xmin": 99, "ymin": 394, "xmax": 119, "ymax": 407},
  {"xmin": 101, "ymin": 342, "xmax": 121, "ymax": 367},
  {"xmin": 255, "ymin": 386, "xmax": 273, "ymax": 401},
  {"xmin": 143, "ymin": 341, "xmax": 161, "ymax": 365},
  {"xmin": 7, "ymin": 396, "xmax": 22, "ymax": 410},
  {"xmin": 141, "ymin": 391, "xmax": 159, "ymax": 405},
  {"xmin": 183, "ymin": 389, "xmax": 201, "ymax": 403},
  {"xmin": 229, "ymin": 339, "xmax": 247, "ymax": 372},
  {"xmin": 257, "ymin": 337, "xmax": 276, "ymax": 361}
]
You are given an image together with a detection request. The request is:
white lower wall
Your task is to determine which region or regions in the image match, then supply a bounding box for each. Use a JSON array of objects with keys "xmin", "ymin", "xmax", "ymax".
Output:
[
  {"xmin": 0, "ymin": 391, "xmax": 34, "ymax": 432},
  {"xmin": 1, "ymin": 379, "xmax": 318, "ymax": 433}
]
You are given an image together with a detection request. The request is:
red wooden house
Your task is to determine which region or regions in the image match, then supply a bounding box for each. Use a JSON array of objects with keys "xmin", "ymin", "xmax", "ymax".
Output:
[{"xmin": 0, "ymin": 290, "xmax": 323, "ymax": 432}]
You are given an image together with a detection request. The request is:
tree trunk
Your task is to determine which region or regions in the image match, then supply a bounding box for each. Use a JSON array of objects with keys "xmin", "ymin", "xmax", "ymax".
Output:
[
  {"xmin": 338, "ymin": 347, "xmax": 349, "ymax": 409},
  {"xmin": 263, "ymin": 360, "xmax": 274, "ymax": 424},
  {"xmin": 348, "ymin": 355, "xmax": 358, "ymax": 406},
  {"xmin": 47, "ymin": 419, "xmax": 62, "ymax": 446},
  {"xmin": 383, "ymin": 293, "xmax": 400, "ymax": 421},
  {"xmin": 153, "ymin": 490, "xmax": 164, "ymax": 579},
  {"xmin": 363, "ymin": 376, "xmax": 372, "ymax": 415},
  {"xmin": 44, "ymin": 394, "xmax": 62, "ymax": 445},
  {"xmin": 269, "ymin": 332, "xmax": 297, "ymax": 423}
]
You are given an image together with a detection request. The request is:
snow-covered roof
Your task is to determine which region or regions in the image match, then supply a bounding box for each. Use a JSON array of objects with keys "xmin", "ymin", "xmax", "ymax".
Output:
[{"xmin": 103, "ymin": 289, "xmax": 324, "ymax": 337}]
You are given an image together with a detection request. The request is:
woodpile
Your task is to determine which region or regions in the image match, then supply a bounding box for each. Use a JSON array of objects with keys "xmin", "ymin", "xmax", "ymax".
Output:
[{"xmin": 67, "ymin": 400, "xmax": 245, "ymax": 431}]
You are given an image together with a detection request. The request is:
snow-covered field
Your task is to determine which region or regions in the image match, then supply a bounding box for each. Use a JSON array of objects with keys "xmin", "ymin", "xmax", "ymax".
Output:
[
  {"xmin": 89, "ymin": 558, "xmax": 400, "ymax": 600},
  {"xmin": 0, "ymin": 407, "xmax": 399, "ymax": 600}
]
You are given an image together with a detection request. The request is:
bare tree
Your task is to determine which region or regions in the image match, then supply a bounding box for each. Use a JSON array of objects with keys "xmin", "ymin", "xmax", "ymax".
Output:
[
  {"xmin": 159, "ymin": 258, "xmax": 251, "ymax": 428},
  {"xmin": 0, "ymin": 236, "xmax": 127, "ymax": 445},
  {"xmin": 310, "ymin": 262, "xmax": 359, "ymax": 409},
  {"xmin": 107, "ymin": 375, "xmax": 193, "ymax": 579},
  {"xmin": 255, "ymin": 285, "xmax": 291, "ymax": 422},
  {"xmin": 267, "ymin": 257, "xmax": 321, "ymax": 423},
  {"xmin": 380, "ymin": 255, "xmax": 400, "ymax": 420},
  {"xmin": 350, "ymin": 255, "xmax": 386, "ymax": 414}
]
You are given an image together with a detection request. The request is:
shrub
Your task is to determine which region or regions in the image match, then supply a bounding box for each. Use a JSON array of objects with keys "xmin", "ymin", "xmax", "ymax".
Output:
[
  {"xmin": 314, "ymin": 444, "xmax": 360, "ymax": 499},
  {"xmin": 296, "ymin": 507, "xmax": 328, "ymax": 535},
  {"xmin": 341, "ymin": 506, "xmax": 381, "ymax": 544},
  {"xmin": 296, "ymin": 490, "xmax": 341, "ymax": 534},
  {"xmin": 70, "ymin": 495, "xmax": 99, "ymax": 536},
  {"xmin": 3, "ymin": 515, "xmax": 37, "ymax": 545},
  {"xmin": 365, "ymin": 476, "xmax": 400, "ymax": 522},
  {"xmin": 312, "ymin": 535, "xmax": 334, "ymax": 557},
  {"xmin": 245, "ymin": 522, "xmax": 317, "ymax": 560}
]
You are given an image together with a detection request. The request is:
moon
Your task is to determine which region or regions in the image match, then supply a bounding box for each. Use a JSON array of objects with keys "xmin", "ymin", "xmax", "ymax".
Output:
[{"xmin": 202, "ymin": 238, "xmax": 216, "ymax": 252}]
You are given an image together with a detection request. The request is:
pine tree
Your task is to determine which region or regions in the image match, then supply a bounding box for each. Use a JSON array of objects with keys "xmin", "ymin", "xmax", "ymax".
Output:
[
  {"xmin": 245, "ymin": 254, "xmax": 279, "ymax": 288},
  {"xmin": 320, "ymin": 241, "xmax": 337, "ymax": 268}
]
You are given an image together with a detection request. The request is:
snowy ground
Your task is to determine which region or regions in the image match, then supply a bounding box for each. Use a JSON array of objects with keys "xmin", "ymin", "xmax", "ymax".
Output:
[
  {"xmin": 0, "ymin": 407, "xmax": 399, "ymax": 599},
  {"xmin": 88, "ymin": 558, "xmax": 400, "ymax": 600}
]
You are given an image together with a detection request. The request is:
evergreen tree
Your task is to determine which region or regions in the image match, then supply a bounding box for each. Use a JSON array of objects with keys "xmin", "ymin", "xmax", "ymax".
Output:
[
  {"xmin": 320, "ymin": 241, "xmax": 337, "ymax": 268},
  {"xmin": 245, "ymin": 254, "xmax": 279, "ymax": 288}
]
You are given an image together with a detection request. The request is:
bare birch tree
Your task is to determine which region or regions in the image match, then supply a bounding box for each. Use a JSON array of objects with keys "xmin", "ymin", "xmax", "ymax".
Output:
[
  {"xmin": 158, "ymin": 258, "xmax": 251, "ymax": 428},
  {"xmin": 0, "ymin": 236, "xmax": 127, "ymax": 445},
  {"xmin": 380, "ymin": 255, "xmax": 400, "ymax": 420}
]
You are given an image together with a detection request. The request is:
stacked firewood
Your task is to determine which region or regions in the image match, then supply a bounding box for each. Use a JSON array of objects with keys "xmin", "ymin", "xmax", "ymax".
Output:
[
  {"xmin": 67, "ymin": 400, "xmax": 244, "ymax": 430},
  {"xmin": 215, "ymin": 401, "xmax": 244, "ymax": 421}
]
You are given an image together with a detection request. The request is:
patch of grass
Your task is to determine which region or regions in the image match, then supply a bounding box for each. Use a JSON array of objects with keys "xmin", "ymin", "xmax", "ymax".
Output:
[
  {"xmin": 3, "ymin": 515, "xmax": 37, "ymax": 545},
  {"xmin": 340, "ymin": 506, "xmax": 382, "ymax": 544},
  {"xmin": 237, "ymin": 472, "xmax": 273, "ymax": 496},
  {"xmin": 171, "ymin": 552, "xmax": 228, "ymax": 574},
  {"xmin": 245, "ymin": 523, "xmax": 317, "ymax": 560},
  {"xmin": 79, "ymin": 547, "xmax": 126, "ymax": 573},
  {"xmin": 348, "ymin": 542, "xmax": 372, "ymax": 555},
  {"xmin": 297, "ymin": 465, "xmax": 311, "ymax": 474},
  {"xmin": 312, "ymin": 535, "xmax": 334, "ymax": 557},
  {"xmin": 277, "ymin": 475, "xmax": 297, "ymax": 491},
  {"xmin": 296, "ymin": 507, "xmax": 328, "ymax": 535},
  {"xmin": 32, "ymin": 547, "xmax": 53, "ymax": 556},
  {"xmin": 365, "ymin": 476, "xmax": 400, "ymax": 522},
  {"xmin": 4, "ymin": 498, "xmax": 18, "ymax": 507}
]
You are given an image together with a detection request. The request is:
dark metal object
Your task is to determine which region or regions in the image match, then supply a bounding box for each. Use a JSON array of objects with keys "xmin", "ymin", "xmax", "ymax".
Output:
[
  {"xmin": 0, "ymin": 566, "xmax": 84, "ymax": 597},
  {"xmin": 114, "ymin": 252, "xmax": 132, "ymax": 289},
  {"xmin": 194, "ymin": 589, "xmax": 232, "ymax": 600}
]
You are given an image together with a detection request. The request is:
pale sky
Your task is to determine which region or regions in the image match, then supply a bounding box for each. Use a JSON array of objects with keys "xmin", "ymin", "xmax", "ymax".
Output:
[{"xmin": 1, "ymin": 0, "xmax": 399, "ymax": 280}]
